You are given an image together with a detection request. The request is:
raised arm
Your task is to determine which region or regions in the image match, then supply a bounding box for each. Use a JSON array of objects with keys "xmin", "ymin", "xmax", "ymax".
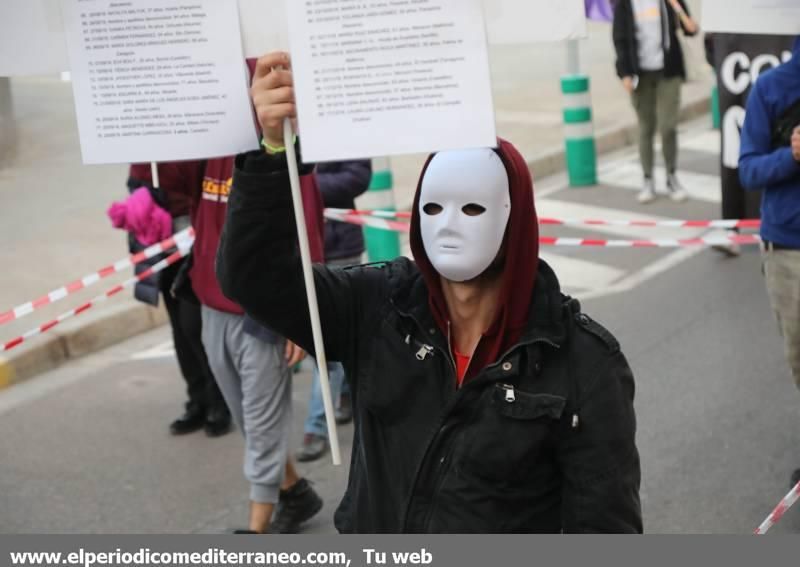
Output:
[{"xmin": 216, "ymin": 52, "xmax": 389, "ymax": 368}]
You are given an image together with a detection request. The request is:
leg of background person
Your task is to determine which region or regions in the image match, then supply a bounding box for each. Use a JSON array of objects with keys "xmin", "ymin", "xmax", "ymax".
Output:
[
  {"xmin": 761, "ymin": 247, "xmax": 800, "ymax": 487},
  {"xmin": 177, "ymin": 294, "xmax": 231, "ymax": 436},
  {"xmin": 657, "ymin": 76, "xmax": 682, "ymax": 175},
  {"xmin": 202, "ymin": 307, "xmax": 259, "ymax": 531},
  {"xmin": 297, "ymin": 362, "xmax": 343, "ymax": 461},
  {"xmin": 631, "ymin": 73, "xmax": 658, "ymax": 203},
  {"xmin": 234, "ymin": 328, "xmax": 293, "ymax": 533},
  {"xmin": 161, "ymin": 260, "xmax": 205, "ymax": 434},
  {"xmin": 304, "ymin": 364, "xmax": 331, "ymax": 439},
  {"xmin": 762, "ymin": 248, "xmax": 800, "ymax": 391},
  {"xmin": 329, "ymin": 363, "xmax": 352, "ymax": 423},
  {"xmin": 633, "ymin": 73, "xmax": 658, "ymax": 179},
  {"xmin": 658, "ymin": 76, "xmax": 688, "ymax": 201}
]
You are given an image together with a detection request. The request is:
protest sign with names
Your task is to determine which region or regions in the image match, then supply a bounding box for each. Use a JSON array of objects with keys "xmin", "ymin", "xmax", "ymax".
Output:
[
  {"xmin": 60, "ymin": 0, "xmax": 259, "ymax": 165},
  {"xmin": 287, "ymin": 0, "xmax": 497, "ymax": 163},
  {"xmin": 702, "ymin": 0, "xmax": 800, "ymax": 35}
]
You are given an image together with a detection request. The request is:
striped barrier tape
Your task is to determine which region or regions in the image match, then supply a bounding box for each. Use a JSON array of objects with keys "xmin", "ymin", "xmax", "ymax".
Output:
[
  {"xmin": 754, "ymin": 481, "xmax": 800, "ymax": 534},
  {"xmin": 539, "ymin": 235, "xmax": 761, "ymax": 248},
  {"xmin": 323, "ymin": 210, "xmax": 762, "ymax": 248},
  {"xmin": 0, "ymin": 228, "xmax": 194, "ymax": 327},
  {"xmin": 326, "ymin": 208, "xmax": 761, "ymax": 230},
  {"xmin": 0, "ymin": 243, "xmax": 192, "ymax": 354}
]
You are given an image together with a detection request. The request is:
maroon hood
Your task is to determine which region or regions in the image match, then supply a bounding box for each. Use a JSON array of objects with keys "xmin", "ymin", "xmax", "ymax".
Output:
[{"xmin": 410, "ymin": 139, "xmax": 539, "ymax": 380}]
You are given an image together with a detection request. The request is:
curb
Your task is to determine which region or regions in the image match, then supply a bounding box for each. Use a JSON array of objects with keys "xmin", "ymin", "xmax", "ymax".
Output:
[
  {"xmin": 0, "ymin": 301, "xmax": 168, "ymax": 391},
  {"xmin": 526, "ymin": 93, "xmax": 711, "ymax": 180},
  {"xmin": 0, "ymin": 95, "xmax": 712, "ymax": 391}
]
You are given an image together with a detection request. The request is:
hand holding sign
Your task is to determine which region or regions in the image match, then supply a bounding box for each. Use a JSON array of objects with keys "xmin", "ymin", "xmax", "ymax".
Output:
[
  {"xmin": 252, "ymin": 52, "xmax": 297, "ymax": 149},
  {"xmin": 792, "ymin": 127, "xmax": 800, "ymax": 162}
]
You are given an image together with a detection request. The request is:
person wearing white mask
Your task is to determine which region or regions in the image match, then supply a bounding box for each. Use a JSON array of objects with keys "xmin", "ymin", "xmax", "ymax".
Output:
[{"xmin": 217, "ymin": 52, "xmax": 642, "ymax": 533}]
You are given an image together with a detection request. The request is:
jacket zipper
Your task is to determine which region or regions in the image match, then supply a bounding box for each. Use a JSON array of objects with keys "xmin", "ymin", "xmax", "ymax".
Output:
[
  {"xmin": 500, "ymin": 383, "xmax": 516, "ymax": 403},
  {"xmin": 399, "ymin": 331, "xmax": 560, "ymax": 531}
]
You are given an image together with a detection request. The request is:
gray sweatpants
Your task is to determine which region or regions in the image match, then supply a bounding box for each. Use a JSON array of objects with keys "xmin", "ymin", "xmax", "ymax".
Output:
[{"xmin": 201, "ymin": 306, "xmax": 292, "ymax": 504}]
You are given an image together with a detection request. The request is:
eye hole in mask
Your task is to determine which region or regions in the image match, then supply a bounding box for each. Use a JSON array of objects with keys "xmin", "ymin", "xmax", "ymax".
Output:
[
  {"xmin": 423, "ymin": 203, "xmax": 443, "ymax": 216},
  {"xmin": 462, "ymin": 203, "xmax": 486, "ymax": 217}
]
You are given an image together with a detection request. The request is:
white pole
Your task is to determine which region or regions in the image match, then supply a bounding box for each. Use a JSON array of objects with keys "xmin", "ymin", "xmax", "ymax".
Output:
[
  {"xmin": 283, "ymin": 118, "xmax": 342, "ymax": 466},
  {"xmin": 566, "ymin": 39, "xmax": 581, "ymax": 75},
  {"xmin": 150, "ymin": 162, "xmax": 160, "ymax": 189}
]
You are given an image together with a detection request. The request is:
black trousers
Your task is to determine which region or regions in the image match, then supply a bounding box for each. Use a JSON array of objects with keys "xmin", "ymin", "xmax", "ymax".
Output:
[{"xmin": 159, "ymin": 259, "xmax": 227, "ymax": 413}]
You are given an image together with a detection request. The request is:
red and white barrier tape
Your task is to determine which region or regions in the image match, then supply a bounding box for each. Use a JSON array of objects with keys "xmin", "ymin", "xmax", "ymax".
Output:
[
  {"xmin": 0, "ymin": 245, "xmax": 191, "ymax": 354},
  {"xmin": 324, "ymin": 211, "xmax": 761, "ymax": 248},
  {"xmin": 539, "ymin": 234, "xmax": 761, "ymax": 248},
  {"xmin": 326, "ymin": 208, "xmax": 761, "ymax": 230},
  {"xmin": 754, "ymin": 481, "xmax": 800, "ymax": 534},
  {"xmin": 0, "ymin": 229, "xmax": 194, "ymax": 327}
]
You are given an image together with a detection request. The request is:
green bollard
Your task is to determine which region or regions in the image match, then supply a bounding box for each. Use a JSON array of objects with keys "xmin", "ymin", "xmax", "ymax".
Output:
[
  {"xmin": 561, "ymin": 75, "xmax": 598, "ymax": 187},
  {"xmin": 361, "ymin": 157, "xmax": 401, "ymax": 262}
]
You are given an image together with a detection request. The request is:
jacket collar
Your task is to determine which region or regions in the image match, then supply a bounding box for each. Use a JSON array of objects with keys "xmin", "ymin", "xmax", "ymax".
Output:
[{"xmin": 389, "ymin": 258, "xmax": 570, "ymax": 350}]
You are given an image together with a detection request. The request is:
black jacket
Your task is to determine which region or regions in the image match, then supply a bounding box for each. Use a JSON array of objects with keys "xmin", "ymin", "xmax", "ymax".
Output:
[
  {"xmin": 217, "ymin": 150, "xmax": 643, "ymax": 534},
  {"xmin": 612, "ymin": 0, "xmax": 696, "ymax": 80},
  {"xmin": 317, "ymin": 161, "xmax": 372, "ymax": 261}
]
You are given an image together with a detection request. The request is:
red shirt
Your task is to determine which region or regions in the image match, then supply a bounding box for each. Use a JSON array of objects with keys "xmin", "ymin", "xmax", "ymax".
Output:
[{"xmin": 454, "ymin": 349, "xmax": 470, "ymax": 387}]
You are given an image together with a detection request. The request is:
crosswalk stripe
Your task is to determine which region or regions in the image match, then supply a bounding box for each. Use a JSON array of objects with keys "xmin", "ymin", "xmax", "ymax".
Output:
[{"xmin": 599, "ymin": 162, "xmax": 722, "ymax": 204}]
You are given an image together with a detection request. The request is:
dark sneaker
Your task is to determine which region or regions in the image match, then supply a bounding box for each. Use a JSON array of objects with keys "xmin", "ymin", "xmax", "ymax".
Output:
[
  {"xmin": 270, "ymin": 478, "xmax": 323, "ymax": 534},
  {"xmin": 169, "ymin": 404, "xmax": 205, "ymax": 435},
  {"xmin": 232, "ymin": 529, "xmax": 261, "ymax": 534},
  {"xmin": 335, "ymin": 393, "xmax": 353, "ymax": 425},
  {"xmin": 791, "ymin": 468, "xmax": 800, "ymax": 489},
  {"xmin": 295, "ymin": 433, "xmax": 328, "ymax": 462},
  {"xmin": 204, "ymin": 407, "xmax": 233, "ymax": 438}
]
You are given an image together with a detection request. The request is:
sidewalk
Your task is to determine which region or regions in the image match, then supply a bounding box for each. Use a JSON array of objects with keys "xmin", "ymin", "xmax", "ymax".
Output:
[{"xmin": 0, "ymin": 19, "xmax": 715, "ymax": 388}]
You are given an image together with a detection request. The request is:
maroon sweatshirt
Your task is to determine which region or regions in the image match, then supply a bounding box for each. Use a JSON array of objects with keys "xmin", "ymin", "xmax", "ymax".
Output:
[{"xmin": 129, "ymin": 158, "xmax": 324, "ymax": 314}]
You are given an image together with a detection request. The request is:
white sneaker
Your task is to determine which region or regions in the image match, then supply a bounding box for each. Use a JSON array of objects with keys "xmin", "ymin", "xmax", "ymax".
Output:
[
  {"xmin": 667, "ymin": 174, "xmax": 688, "ymax": 202},
  {"xmin": 637, "ymin": 178, "xmax": 657, "ymax": 204}
]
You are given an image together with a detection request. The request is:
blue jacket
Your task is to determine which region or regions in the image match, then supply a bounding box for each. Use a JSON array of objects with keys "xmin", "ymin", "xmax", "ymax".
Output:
[
  {"xmin": 316, "ymin": 161, "xmax": 372, "ymax": 261},
  {"xmin": 739, "ymin": 38, "xmax": 800, "ymax": 247}
]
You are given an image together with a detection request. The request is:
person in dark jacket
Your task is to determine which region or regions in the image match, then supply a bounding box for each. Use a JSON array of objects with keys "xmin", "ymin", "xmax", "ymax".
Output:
[
  {"xmin": 217, "ymin": 52, "xmax": 643, "ymax": 533},
  {"xmin": 297, "ymin": 161, "xmax": 372, "ymax": 462},
  {"xmin": 125, "ymin": 164, "xmax": 231, "ymax": 437},
  {"xmin": 739, "ymin": 37, "xmax": 800, "ymax": 489},
  {"xmin": 613, "ymin": 0, "xmax": 698, "ymax": 204}
]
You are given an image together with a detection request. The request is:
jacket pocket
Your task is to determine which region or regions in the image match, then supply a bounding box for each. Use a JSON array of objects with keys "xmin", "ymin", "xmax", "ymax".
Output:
[
  {"xmin": 457, "ymin": 386, "xmax": 566, "ymax": 484},
  {"xmin": 492, "ymin": 386, "xmax": 566, "ymax": 420}
]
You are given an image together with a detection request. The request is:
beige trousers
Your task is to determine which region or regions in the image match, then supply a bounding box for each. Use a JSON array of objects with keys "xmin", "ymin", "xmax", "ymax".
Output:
[{"xmin": 762, "ymin": 246, "xmax": 800, "ymax": 391}]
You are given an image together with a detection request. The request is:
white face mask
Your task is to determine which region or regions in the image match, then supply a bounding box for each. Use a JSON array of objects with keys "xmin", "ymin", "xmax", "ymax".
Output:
[{"xmin": 419, "ymin": 148, "xmax": 511, "ymax": 283}]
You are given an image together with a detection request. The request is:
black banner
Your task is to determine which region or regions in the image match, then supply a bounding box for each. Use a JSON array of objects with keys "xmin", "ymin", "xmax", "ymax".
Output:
[{"xmin": 711, "ymin": 34, "xmax": 794, "ymax": 220}]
